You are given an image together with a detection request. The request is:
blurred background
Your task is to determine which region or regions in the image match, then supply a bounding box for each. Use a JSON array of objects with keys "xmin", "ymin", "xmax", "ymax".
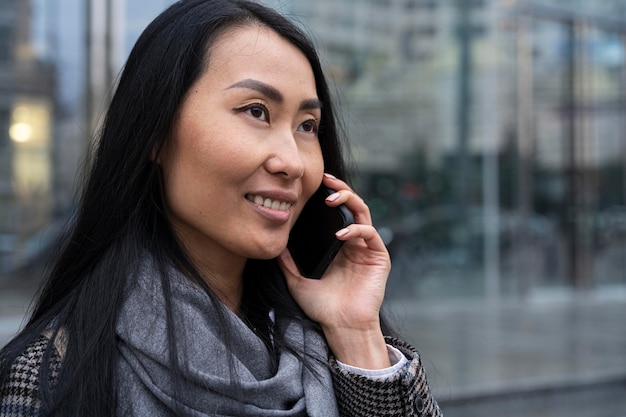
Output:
[{"xmin": 1, "ymin": 0, "xmax": 625, "ymax": 415}]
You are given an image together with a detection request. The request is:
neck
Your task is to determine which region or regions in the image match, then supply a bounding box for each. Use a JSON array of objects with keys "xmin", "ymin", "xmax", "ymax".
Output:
[
  {"xmin": 192, "ymin": 253, "xmax": 246, "ymax": 313},
  {"xmin": 170, "ymin": 222, "xmax": 248, "ymax": 312}
]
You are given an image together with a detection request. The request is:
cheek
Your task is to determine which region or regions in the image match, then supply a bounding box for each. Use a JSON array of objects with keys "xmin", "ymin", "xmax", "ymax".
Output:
[
  {"xmin": 158, "ymin": 138, "xmax": 207, "ymax": 214},
  {"xmin": 303, "ymin": 144, "xmax": 325, "ymax": 193}
]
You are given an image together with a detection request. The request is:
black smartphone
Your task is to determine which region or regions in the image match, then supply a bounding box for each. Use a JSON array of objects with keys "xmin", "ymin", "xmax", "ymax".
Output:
[{"xmin": 287, "ymin": 186, "xmax": 355, "ymax": 279}]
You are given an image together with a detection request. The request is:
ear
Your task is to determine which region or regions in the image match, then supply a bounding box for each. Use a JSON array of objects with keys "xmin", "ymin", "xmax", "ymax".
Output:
[{"xmin": 150, "ymin": 142, "xmax": 163, "ymax": 164}]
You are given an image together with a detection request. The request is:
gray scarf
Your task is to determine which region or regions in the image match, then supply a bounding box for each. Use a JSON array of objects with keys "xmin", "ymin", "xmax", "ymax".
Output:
[{"xmin": 114, "ymin": 257, "xmax": 339, "ymax": 416}]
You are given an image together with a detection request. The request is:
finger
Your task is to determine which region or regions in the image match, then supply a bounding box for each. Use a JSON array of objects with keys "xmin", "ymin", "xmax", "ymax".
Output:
[
  {"xmin": 322, "ymin": 172, "xmax": 350, "ymax": 189},
  {"xmin": 322, "ymin": 175, "xmax": 372, "ymax": 225},
  {"xmin": 336, "ymin": 224, "xmax": 388, "ymax": 253}
]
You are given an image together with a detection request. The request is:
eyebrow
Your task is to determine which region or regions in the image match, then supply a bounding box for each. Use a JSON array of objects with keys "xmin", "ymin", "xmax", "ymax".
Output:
[
  {"xmin": 300, "ymin": 98, "xmax": 323, "ymax": 111},
  {"xmin": 226, "ymin": 78, "xmax": 323, "ymax": 111}
]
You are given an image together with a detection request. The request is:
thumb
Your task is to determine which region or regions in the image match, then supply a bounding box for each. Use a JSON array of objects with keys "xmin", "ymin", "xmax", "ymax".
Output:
[
  {"xmin": 278, "ymin": 249, "xmax": 321, "ymax": 299},
  {"xmin": 278, "ymin": 249, "xmax": 301, "ymax": 288}
]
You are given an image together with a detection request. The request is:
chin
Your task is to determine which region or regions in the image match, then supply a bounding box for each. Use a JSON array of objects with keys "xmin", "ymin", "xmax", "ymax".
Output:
[{"xmin": 246, "ymin": 243, "xmax": 286, "ymax": 261}]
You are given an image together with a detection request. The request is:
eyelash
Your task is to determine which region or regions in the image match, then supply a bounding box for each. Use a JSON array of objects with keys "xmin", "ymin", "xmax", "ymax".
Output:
[
  {"xmin": 298, "ymin": 119, "xmax": 319, "ymax": 134},
  {"xmin": 239, "ymin": 103, "xmax": 270, "ymax": 122},
  {"xmin": 236, "ymin": 103, "xmax": 319, "ymax": 134}
]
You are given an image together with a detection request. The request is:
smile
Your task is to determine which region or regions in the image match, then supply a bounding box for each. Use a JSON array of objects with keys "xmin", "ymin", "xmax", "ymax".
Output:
[{"xmin": 246, "ymin": 194, "xmax": 293, "ymax": 211}]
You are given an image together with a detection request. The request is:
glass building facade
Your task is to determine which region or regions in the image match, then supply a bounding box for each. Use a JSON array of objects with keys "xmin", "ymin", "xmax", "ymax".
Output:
[
  {"xmin": 2, "ymin": 0, "xmax": 625, "ymax": 300},
  {"xmin": 265, "ymin": 0, "xmax": 626, "ymax": 302},
  {"xmin": 1, "ymin": 0, "xmax": 625, "ymax": 414},
  {"xmin": 0, "ymin": 0, "xmax": 61, "ymax": 273}
]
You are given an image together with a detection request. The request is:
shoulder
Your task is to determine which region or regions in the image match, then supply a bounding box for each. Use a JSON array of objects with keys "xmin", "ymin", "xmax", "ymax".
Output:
[
  {"xmin": 329, "ymin": 336, "xmax": 442, "ymax": 417},
  {"xmin": 0, "ymin": 334, "xmax": 63, "ymax": 417}
]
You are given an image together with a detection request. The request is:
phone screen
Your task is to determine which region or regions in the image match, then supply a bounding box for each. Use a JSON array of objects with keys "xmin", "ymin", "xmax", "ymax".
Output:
[{"xmin": 287, "ymin": 186, "xmax": 354, "ymax": 279}]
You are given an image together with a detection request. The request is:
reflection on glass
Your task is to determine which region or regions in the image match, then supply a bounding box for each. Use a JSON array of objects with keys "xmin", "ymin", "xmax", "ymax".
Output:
[
  {"xmin": 1, "ymin": 97, "xmax": 52, "ymax": 273},
  {"xmin": 10, "ymin": 98, "xmax": 51, "ymax": 197}
]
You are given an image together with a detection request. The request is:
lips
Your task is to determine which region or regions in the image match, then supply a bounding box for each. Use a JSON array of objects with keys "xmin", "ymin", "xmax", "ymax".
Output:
[{"xmin": 245, "ymin": 194, "xmax": 293, "ymax": 211}]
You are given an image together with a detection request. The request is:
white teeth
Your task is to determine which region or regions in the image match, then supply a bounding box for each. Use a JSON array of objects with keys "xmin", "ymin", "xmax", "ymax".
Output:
[{"xmin": 247, "ymin": 194, "xmax": 292, "ymax": 211}]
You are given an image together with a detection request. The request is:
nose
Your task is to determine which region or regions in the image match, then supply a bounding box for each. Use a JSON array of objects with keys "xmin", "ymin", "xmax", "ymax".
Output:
[{"xmin": 264, "ymin": 132, "xmax": 305, "ymax": 179}]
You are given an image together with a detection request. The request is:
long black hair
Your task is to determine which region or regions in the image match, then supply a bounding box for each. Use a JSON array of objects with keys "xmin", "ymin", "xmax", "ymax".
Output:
[{"xmin": 0, "ymin": 1, "xmax": 348, "ymax": 415}]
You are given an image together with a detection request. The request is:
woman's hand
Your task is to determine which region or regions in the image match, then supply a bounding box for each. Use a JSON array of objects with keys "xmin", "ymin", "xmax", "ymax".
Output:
[{"xmin": 278, "ymin": 173, "xmax": 392, "ymax": 369}]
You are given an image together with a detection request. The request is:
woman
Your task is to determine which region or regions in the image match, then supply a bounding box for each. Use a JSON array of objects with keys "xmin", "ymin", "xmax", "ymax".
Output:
[{"xmin": 0, "ymin": 1, "xmax": 442, "ymax": 416}]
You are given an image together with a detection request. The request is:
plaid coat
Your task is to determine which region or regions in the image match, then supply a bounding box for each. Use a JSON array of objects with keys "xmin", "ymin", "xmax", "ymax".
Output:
[{"xmin": 1, "ymin": 335, "xmax": 441, "ymax": 417}]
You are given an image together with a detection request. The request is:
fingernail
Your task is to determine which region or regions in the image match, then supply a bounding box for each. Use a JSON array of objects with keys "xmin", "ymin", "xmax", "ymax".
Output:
[
  {"xmin": 326, "ymin": 192, "xmax": 340, "ymax": 202},
  {"xmin": 335, "ymin": 228, "xmax": 349, "ymax": 237},
  {"xmin": 323, "ymin": 173, "xmax": 336, "ymax": 179}
]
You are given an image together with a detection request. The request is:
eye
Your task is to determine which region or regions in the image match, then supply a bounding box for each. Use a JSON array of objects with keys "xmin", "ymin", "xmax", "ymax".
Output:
[
  {"xmin": 239, "ymin": 103, "xmax": 270, "ymax": 122},
  {"xmin": 297, "ymin": 119, "xmax": 319, "ymax": 134}
]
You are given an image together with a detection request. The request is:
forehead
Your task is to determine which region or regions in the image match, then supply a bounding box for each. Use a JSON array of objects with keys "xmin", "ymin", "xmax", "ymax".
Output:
[{"xmin": 202, "ymin": 24, "xmax": 316, "ymax": 91}]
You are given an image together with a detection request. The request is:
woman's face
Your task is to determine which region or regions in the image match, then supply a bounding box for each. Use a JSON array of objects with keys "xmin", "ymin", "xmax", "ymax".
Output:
[{"xmin": 159, "ymin": 24, "xmax": 324, "ymax": 271}]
